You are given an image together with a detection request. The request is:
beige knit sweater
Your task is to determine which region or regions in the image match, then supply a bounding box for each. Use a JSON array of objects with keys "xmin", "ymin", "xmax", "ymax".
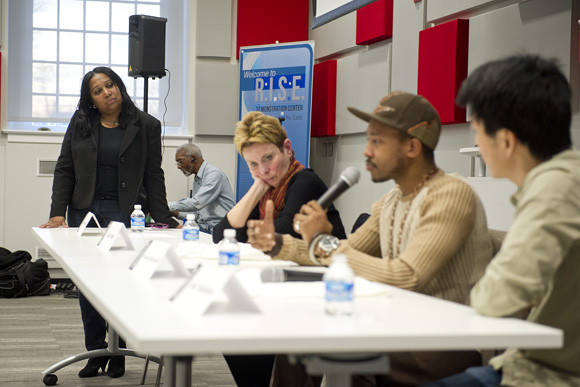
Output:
[{"xmin": 274, "ymin": 171, "xmax": 493, "ymax": 305}]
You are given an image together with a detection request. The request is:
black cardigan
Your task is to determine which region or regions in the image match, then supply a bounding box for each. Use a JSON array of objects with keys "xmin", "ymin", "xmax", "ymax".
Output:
[
  {"xmin": 213, "ymin": 169, "xmax": 346, "ymax": 243},
  {"xmin": 50, "ymin": 109, "xmax": 178, "ymax": 227}
]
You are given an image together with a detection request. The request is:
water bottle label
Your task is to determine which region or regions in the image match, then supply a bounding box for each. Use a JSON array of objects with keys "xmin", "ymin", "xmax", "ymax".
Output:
[
  {"xmin": 218, "ymin": 251, "xmax": 239, "ymax": 265},
  {"xmin": 183, "ymin": 228, "xmax": 199, "ymax": 241},
  {"xmin": 325, "ymin": 281, "xmax": 354, "ymax": 302},
  {"xmin": 131, "ymin": 217, "xmax": 145, "ymax": 228}
]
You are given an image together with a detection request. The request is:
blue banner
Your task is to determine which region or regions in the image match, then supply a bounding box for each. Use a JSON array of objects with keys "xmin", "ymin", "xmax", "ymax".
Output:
[{"xmin": 236, "ymin": 42, "xmax": 314, "ymax": 202}]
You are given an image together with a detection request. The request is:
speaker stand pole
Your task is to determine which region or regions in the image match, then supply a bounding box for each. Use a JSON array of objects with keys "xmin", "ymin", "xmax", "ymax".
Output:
[{"xmin": 143, "ymin": 77, "xmax": 149, "ymax": 113}]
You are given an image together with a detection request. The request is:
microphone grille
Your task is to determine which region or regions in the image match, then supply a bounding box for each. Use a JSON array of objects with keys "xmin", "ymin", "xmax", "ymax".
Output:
[
  {"xmin": 260, "ymin": 267, "xmax": 285, "ymax": 283},
  {"xmin": 340, "ymin": 167, "xmax": 361, "ymax": 187}
]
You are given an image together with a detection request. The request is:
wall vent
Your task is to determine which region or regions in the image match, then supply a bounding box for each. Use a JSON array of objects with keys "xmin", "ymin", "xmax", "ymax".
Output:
[
  {"xmin": 37, "ymin": 159, "xmax": 57, "ymax": 176},
  {"xmin": 36, "ymin": 247, "xmax": 54, "ymax": 260},
  {"xmin": 36, "ymin": 247, "xmax": 60, "ymax": 269}
]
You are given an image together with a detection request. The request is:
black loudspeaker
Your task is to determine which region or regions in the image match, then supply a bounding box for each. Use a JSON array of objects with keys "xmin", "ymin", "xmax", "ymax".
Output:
[{"xmin": 128, "ymin": 15, "xmax": 167, "ymax": 78}]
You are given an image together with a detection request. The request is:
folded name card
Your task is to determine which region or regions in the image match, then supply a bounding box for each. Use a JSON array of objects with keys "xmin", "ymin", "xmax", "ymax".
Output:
[
  {"xmin": 97, "ymin": 221, "xmax": 134, "ymax": 251},
  {"xmin": 171, "ymin": 265, "xmax": 261, "ymax": 316},
  {"xmin": 130, "ymin": 241, "xmax": 190, "ymax": 279},
  {"xmin": 77, "ymin": 211, "xmax": 103, "ymax": 236}
]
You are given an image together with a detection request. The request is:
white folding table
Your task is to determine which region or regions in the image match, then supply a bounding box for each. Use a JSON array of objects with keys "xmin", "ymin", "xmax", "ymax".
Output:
[{"xmin": 32, "ymin": 227, "xmax": 563, "ymax": 387}]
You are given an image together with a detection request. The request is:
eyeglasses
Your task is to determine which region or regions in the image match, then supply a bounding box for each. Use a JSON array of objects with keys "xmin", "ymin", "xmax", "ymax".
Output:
[{"xmin": 175, "ymin": 159, "xmax": 186, "ymax": 166}]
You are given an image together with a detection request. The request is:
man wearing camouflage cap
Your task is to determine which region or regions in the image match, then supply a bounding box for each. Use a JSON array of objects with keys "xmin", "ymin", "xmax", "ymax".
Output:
[{"xmin": 248, "ymin": 91, "xmax": 494, "ymax": 386}]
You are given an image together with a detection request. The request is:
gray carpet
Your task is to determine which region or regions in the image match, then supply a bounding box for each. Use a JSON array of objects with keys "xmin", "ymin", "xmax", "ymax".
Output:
[{"xmin": 0, "ymin": 291, "xmax": 237, "ymax": 386}]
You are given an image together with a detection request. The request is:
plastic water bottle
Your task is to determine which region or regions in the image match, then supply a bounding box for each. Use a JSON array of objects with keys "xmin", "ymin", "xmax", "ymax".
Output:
[
  {"xmin": 130, "ymin": 204, "xmax": 145, "ymax": 232},
  {"xmin": 323, "ymin": 254, "xmax": 355, "ymax": 316},
  {"xmin": 218, "ymin": 229, "xmax": 240, "ymax": 266},
  {"xmin": 182, "ymin": 214, "xmax": 200, "ymax": 242}
]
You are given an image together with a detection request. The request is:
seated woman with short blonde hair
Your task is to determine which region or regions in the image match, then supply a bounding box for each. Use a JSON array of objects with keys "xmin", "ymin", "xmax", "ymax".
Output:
[
  {"xmin": 212, "ymin": 111, "xmax": 346, "ymax": 387},
  {"xmin": 213, "ymin": 111, "xmax": 346, "ymax": 243}
]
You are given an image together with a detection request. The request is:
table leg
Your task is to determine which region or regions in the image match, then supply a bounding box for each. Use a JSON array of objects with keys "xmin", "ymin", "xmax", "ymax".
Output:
[
  {"xmin": 325, "ymin": 373, "xmax": 352, "ymax": 387},
  {"xmin": 163, "ymin": 356, "xmax": 193, "ymax": 387},
  {"xmin": 299, "ymin": 353, "xmax": 390, "ymax": 387},
  {"xmin": 165, "ymin": 356, "xmax": 176, "ymax": 387},
  {"xmin": 175, "ymin": 356, "xmax": 193, "ymax": 387},
  {"xmin": 42, "ymin": 327, "xmax": 159, "ymax": 375}
]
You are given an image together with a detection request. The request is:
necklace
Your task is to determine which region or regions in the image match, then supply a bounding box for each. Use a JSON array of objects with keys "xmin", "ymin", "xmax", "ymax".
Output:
[
  {"xmin": 387, "ymin": 166, "xmax": 439, "ymax": 258},
  {"xmin": 100, "ymin": 117, "xmax": 119, "ymax": 127}
]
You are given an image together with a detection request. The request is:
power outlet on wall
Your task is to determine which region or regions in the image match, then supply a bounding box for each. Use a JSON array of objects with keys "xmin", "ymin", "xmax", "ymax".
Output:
[{"xmin": 322, "ymin": 142, "xmax": 333, "ymax": 157}]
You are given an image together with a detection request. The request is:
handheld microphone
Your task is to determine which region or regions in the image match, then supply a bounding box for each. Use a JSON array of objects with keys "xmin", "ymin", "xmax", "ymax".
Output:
[
  {"xmin": 260, "ymin": 267, "xmax": 324, "ymax": 283},
  {"xmin": 317, "ymin": 167, "xmax": 361, "ymax": 209}
]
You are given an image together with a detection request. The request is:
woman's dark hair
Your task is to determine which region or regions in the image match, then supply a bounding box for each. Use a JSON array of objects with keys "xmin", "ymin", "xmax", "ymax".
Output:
[
  {"xmin": 76, "ymin": 67, "xmax": 137, "ymax": 137},
  {"xmin": 456, "ymin": 55, "xmax": 571, "ymax": 161}
]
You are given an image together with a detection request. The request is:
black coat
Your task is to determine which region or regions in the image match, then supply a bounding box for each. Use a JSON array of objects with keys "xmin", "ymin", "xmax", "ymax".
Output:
[{"xmin": 50, "ymin": 109, "xmax": 178, "ymax": 227}]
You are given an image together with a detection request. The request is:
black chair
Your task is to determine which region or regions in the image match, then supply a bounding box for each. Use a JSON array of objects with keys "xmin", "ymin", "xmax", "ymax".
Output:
[{"xmin": 351, "ymin": 213, "xmax": 370, "ymax": 234}]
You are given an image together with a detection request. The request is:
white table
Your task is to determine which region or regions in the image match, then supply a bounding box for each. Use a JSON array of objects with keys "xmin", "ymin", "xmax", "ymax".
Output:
[{"xmin": 33, "ymin": 227, "xmax": 563, "ymax": 387}]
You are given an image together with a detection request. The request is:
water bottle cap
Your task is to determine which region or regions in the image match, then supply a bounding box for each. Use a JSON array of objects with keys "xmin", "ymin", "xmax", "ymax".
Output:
[
  {"xmin": 186, "ymin": 214, "xmax": 195, "ymax": 221},
  {"xmin": 332, "ymin": 253, "xmax": 347, "ymax": 264},
  {"xmin": 134, "ymin": 204, "xmax": 142, "ymax": 210},
  {"xmin": 224, "ymin": 229, "xmax": 236, "ymax": 238}
]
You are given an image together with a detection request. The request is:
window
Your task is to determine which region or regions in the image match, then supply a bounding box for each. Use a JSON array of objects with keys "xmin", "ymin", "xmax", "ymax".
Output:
[{"xmin": 8, "ymin": 0, "xmax": 184, "ymax": 129}]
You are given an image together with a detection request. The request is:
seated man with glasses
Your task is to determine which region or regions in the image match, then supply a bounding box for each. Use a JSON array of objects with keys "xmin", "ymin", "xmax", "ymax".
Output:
[{"xmin": 169, "ymin": 143, "xmax": 235, "ymax": 233}]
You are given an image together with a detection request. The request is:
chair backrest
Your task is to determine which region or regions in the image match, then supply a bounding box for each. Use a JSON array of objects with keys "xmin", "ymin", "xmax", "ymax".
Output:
[
  {"xmin": 488, "ymin": 229, "xmax": 507, "ymax": 256},
  {"xmin": 351, "ymin": 213, "xmax": 371, "ymax": 234}
]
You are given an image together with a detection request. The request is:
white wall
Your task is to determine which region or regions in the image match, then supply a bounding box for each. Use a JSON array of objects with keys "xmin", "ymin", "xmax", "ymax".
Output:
[
  {"xmin": 1, "ymin": 133, "xmax": 190, "ymax": 277},
  {"xmin": 307, "ymin": 0, "xmax": 580, "ymax": 232},
  {"xmin": 2, "ymin": 0, "xmax": 580, "ymax": 254},
  {"xmin": 0, "ymin": 0, "xmax": 238, "ymax": 272},
  {"xmin": 0, "ymin": 0, "xmax": 9, "ymax": 249}
]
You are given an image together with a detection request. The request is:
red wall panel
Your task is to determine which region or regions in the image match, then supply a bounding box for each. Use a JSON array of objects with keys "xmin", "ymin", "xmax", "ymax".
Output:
[
  {"xmin": 417, "ymin": 19, "xmax": 469, "ymax": 124},
  {"xmin": 356, "ymin": 0, "xmax": 393, "ymax": 46},
  {"xmin": 236, "ymin": 0, "xmax": 309, "ymax": 59},
  {"xmin": 311, "ymin": 60, "xmax": 337, "ymax": 137}
]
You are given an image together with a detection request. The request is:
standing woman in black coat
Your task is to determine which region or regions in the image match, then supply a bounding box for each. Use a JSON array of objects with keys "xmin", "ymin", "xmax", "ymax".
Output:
[{"xmin": 40, "ymin": 67, "xmax": 178, "ymax": 379}]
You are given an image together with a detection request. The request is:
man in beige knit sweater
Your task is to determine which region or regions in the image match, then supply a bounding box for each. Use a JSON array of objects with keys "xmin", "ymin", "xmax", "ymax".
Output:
[{"xmin": 247, "ymin": 91, "xmax": 494, "ymax": 386}]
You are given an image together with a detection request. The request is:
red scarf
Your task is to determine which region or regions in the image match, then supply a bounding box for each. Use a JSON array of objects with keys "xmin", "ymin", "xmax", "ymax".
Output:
[{"xmin": 259, "ymin": 157, "xmax": 304, "ymax": 220}]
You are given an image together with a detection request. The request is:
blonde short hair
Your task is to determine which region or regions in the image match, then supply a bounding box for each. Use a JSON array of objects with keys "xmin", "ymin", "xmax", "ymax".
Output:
[{"xmin": 234, "ymin": 111, "xmax": 288, "ymax": 156}]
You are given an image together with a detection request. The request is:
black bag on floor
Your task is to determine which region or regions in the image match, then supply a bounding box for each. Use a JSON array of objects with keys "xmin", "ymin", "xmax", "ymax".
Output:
[{"xmin": 0, "ymin": 248, "xmax": 51, "ymax": 298}]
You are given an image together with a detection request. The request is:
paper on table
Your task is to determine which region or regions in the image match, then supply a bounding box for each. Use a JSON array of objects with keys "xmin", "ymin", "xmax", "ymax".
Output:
[
  {"xmin": 140, "ymin": 229, "xmax": 180, "ymax": 237},
  {"xmin": 235, "ymin": 269, "xmax": 390, "ymax": 298},
  {"xmin": 261, "ymin": 278, "xmax": 389, "ymax": 298},
  {"xmin": 175, "ymin": 242, "xmax": 270, "ymax": 261}
]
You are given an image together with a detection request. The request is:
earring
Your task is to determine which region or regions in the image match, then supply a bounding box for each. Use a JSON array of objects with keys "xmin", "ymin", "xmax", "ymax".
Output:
[{"xmin": 91, "ymin": 104, "xmax": 96, "ymax": 109}]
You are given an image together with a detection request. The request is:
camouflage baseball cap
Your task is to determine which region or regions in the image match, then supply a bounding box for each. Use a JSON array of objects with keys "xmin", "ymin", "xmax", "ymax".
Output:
[{"xmin": 348, "ymin": 91, "xmax": 442, "ymax": 150}]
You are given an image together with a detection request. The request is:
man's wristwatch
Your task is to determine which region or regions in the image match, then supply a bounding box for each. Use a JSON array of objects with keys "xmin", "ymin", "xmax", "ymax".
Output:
[
  {"xmin": 308, "ymin": 233, "xmax": 340, "ymax": 265},
  {"xmin": 266, "ymin": 233, "xmax": 284, "ymax": 257}
]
